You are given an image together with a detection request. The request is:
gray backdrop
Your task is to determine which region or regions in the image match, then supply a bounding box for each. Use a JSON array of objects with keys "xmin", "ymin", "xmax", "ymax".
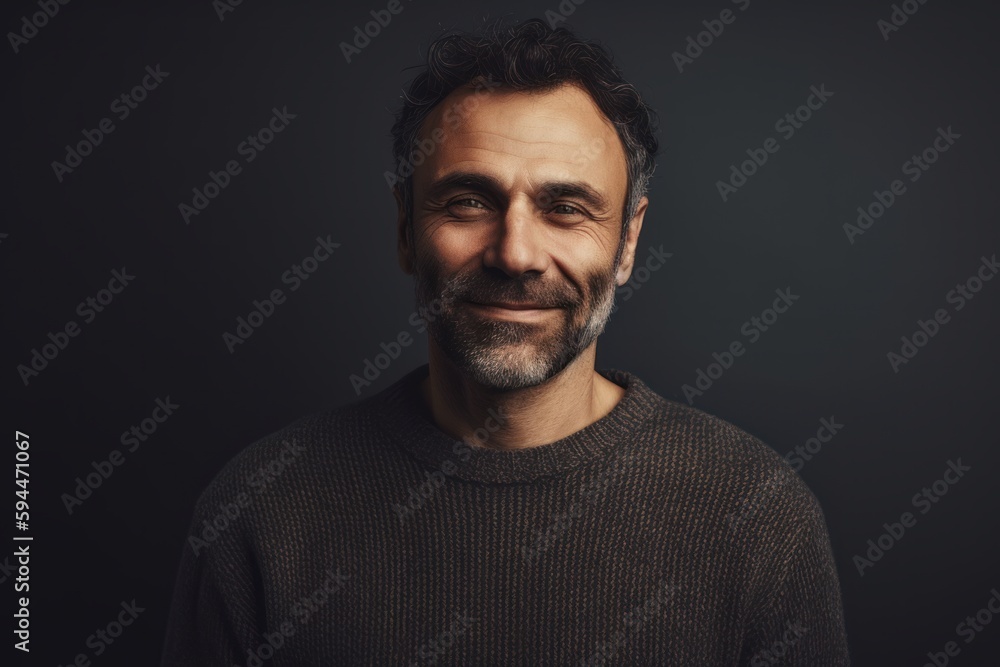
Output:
[{"xmin": 4, "ymin": 0, "xmax": 999, "ymax": 664}]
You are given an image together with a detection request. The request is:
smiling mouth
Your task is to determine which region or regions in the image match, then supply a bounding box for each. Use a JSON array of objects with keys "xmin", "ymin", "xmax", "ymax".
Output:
[
  {"xmin": 465, "ymin": 301, "xmax": 561, "ymax": 319},
  {"xmin": 468, "ymin": 301, "xmax": 555, "ymax": 310}
]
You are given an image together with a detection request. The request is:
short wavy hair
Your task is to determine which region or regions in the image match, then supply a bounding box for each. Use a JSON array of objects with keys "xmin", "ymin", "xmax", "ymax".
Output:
[{"xmin": 389, "ymin": 17, "xmax": 659, "ymax": 258}]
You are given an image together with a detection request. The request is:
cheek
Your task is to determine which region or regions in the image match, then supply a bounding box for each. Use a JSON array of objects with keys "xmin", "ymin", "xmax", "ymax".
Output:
[
  {"xmin": 414, "ymin": 221, "xmax": 475, "ymax": 266},
  {"xmin": 552, "ymin": 227, "xmax": 616, "ymax": 271},
  {"xmin": 427, "ymin": 226, "xmax": 483, "ymax": 272}
]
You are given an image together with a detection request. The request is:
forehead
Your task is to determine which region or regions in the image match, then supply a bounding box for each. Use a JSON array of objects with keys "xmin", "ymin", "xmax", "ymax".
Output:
[{"xmin": 416, "ymin": 82, "xmax": 627, "ymax": 198}]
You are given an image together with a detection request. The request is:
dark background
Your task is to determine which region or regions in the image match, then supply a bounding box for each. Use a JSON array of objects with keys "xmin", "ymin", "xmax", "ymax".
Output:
[{"xmin": 4, "ymin": 0, "xmax": 998, "ymax": 664}]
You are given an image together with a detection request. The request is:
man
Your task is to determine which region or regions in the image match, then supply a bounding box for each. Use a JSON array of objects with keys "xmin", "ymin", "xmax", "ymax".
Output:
[{"xmin": 162, "ymin": 17, "xmax": 850, "ymax": 666}]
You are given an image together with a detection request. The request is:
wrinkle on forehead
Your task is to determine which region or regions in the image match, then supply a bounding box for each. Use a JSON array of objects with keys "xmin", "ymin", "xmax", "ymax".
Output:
[{"xmin": 415, "ymin": 82, "xmax": 627, "ymax": 202}]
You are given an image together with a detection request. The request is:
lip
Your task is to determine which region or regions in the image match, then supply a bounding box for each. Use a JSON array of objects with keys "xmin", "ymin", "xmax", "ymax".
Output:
[
  {"xmin": 465, "ymin": 301, "xmax": 559, "ymax": 319},
  {"xmin": 470, "ymin": 301, "xmax": 553, "ymax": 310}
]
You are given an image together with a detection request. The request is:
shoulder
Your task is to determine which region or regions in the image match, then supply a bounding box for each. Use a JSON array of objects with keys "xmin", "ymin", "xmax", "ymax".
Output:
[
  {"xmin": 635, "ymin": 392, "xmax": 827, "ymax": 531},
  {"xmin": 187, "ymin": 388, "xmax": 396, "ymax": 522}
]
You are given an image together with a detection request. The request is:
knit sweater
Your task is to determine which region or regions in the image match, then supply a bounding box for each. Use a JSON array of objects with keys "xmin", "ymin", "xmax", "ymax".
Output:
[{"xmin": 160, "ymin": 364, "xmax": 850, "ymax": 666}]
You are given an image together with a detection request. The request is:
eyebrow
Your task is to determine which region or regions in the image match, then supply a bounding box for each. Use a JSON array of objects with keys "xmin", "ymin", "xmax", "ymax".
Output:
[{"xmin": 422, "ymin": 171, "xmax": 611, "ymax": 212}]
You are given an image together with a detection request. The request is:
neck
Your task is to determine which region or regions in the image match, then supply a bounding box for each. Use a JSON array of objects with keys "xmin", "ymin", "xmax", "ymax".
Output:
[{"xmin": 420, "ymin": 341, "xmax": 625, "ymax": 451}]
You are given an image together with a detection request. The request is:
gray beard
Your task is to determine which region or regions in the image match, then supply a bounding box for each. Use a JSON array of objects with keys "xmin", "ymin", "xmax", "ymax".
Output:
[{"xmin": 413, "ymin": 263, "xmax": 619, "ymax": 391}]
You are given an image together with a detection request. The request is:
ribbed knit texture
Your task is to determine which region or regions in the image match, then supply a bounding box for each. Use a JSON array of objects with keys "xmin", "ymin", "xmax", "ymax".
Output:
[{"xmin": 161, "ymin": 364, "xmax": 850, "ymax": 666}]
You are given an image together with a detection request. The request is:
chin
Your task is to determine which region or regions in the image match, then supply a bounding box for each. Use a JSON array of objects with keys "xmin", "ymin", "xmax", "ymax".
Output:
[{"xmin": 456, "ymin": 345, "xmax": 581, "ymax": 391}]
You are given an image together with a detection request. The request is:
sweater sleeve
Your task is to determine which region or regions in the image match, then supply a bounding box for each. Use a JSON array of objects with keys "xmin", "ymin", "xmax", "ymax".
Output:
[
  {"xmin": 739, "ymin": 483, "xmax": 851, "ymax": 666},
  {"xmin": 160, "ymin": 485, "xmax": 264, "ymax": 667}
]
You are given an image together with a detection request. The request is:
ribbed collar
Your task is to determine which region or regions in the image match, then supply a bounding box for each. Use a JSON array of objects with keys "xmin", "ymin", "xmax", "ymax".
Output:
[{"xmin": 377, "ymin": 363, "xmax": 661, "ymax": 484}]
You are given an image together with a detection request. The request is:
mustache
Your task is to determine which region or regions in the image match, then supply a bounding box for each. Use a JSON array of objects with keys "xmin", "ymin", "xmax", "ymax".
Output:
[{"xmin": 444, "ymin": 272, "xmax": 581, "ymax": 309}]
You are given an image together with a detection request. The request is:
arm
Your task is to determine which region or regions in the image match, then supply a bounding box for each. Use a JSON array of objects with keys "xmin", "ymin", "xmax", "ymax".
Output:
[
  {"xmin": 160, "ymin": 487, "xmax": 263, "ymax": 667},
  {"xmin": 739, "ymin": 483, "xmax": 851, "ymax": 666}
]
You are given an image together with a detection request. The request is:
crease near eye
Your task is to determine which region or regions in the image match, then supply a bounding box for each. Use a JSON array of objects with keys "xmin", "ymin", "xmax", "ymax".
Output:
[{"xmin": 440, "ymin": 196, "xmax": 592, "ymax": 224}]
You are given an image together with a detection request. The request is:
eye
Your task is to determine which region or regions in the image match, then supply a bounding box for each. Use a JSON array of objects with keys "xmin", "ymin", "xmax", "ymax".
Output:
[
  {"xmin": 450, "ymin": 197, "xmax": 487, "ymax": 210},
  {"xmin": 550, "ymin": 203, "xmax": 583, "ymax": 216},
  {"xmin": 442, "ymin": 197, "xmax": 492, "ymax": 220}
]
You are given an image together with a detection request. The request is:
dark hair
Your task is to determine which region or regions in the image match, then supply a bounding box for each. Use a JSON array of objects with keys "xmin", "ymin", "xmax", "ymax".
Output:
[{"xmin": 389, "ymin": 17, "xmax": 659, "ymax": 255}]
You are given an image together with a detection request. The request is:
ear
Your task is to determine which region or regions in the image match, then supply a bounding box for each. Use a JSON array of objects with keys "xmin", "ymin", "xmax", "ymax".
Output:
[
  {"xmin": 394, "ymin": 184, "xmax": 415, "ymax": 275},
  {"xmin": 615, "ymin": 196, "xmax": 648, "ymax": 286}
]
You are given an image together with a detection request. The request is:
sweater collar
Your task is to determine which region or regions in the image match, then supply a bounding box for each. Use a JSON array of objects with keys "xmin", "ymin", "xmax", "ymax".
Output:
[{"xmin": 377, "ymin": 363, "xmax": 660, "ymax": 484}]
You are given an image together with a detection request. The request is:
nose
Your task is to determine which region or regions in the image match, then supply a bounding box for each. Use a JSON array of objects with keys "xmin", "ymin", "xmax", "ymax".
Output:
[{"xmin": 482, "ymin": 198, "xmax": 549, "ymax": 277}]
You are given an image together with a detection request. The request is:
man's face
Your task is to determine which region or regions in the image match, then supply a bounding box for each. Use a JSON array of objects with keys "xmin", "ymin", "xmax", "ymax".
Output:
[{"xmin": 398, "ymin": 81, "xmax": 645, "ymax": 391}]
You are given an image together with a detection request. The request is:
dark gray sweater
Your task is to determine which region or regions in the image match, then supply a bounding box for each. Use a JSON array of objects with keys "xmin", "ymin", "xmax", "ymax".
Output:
[{"xmin": 161, "ymin": 364, "xmax": 850, "ymax": 665}]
